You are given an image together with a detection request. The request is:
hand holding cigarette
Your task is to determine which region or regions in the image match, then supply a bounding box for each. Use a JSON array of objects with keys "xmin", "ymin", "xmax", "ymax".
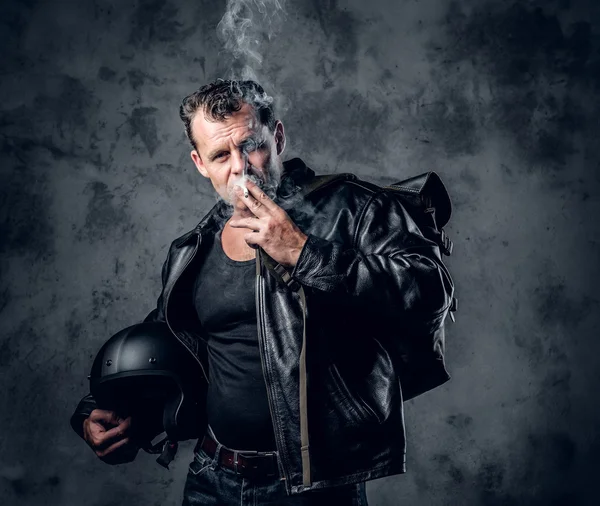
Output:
[{"xmin": 229, "ymin": 180, "xmax": 308, "ymax": 268}]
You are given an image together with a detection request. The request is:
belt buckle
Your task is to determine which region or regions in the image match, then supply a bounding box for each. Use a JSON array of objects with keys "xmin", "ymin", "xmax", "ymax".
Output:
[
  {"xmin": 238, "ymin": 451, "xmax": 277, "ymax": 480},
  {"xmin": 261, "ymin": 452, "xmax": 278, "ymax": 479},
  {"xmin": 247, "ymin": 451, "xmax": 277, "ymax": 479},
  {"xmin": 235, "ymin": 450, "xmax": 254, "ymax": 477},
  {"xmin": 233, "ymin": 451, "xmax": 239, "ymax": 474},
  {"xmin": 233, "ymin": 450, "xmax": 256, "ymax": 476}
]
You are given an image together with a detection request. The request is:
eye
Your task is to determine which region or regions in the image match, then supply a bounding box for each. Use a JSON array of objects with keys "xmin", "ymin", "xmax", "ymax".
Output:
[
  {"xmin": 214, "ymin": 151, "xmax": 228, "ymax": 160},
  {"xmin": 242, "ymin": 139, "xmax": 266, "ymax": 154}
]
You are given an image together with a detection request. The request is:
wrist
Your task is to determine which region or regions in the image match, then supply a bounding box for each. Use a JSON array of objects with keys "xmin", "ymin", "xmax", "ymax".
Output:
[{"xmin": 287, "ymin": 233, "xmax": 308, "ymax": 268}]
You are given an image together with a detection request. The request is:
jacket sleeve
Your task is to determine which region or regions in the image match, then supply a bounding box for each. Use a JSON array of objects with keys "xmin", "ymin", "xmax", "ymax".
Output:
[
  {"xmin": 69, "ymin": 393, "xmax": 98, "ymax": 439},
  {"xmin": 70, "ymin": 245, "xmax": 171, "ymax": 440},
  {"xmin": 291, "ymin": 189, "xmax": 454, "ymax": 333},
  {"xmin": 142, "ymin": 243, "xmax": 171, "ymax": 324}
]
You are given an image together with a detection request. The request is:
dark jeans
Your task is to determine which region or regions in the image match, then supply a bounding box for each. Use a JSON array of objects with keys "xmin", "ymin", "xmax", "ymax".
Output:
[{"xmin": 182, "ymin": 432, "xmax": 369, "ymax": 506}]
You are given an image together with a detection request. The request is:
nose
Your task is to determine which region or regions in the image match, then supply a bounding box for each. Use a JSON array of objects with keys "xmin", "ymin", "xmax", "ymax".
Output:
[{"xmin": 230, "ymin": 150, "xmax": 248, "ymax": 177}]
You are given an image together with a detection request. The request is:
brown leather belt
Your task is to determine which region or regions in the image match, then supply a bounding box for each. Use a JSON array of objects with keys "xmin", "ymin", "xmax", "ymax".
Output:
[{"xmin": 200, "ymin": 432, "xmax": 280, "ymax": 480}]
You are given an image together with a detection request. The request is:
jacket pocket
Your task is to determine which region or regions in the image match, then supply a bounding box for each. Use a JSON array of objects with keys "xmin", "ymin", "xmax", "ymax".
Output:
[
  {"xmin": 355, "ymin": 338, "xmax": 400, "ymax": 424},
  {"xmin": 328, "ymin": 363, "xmax": 380, "ymax": 425}
]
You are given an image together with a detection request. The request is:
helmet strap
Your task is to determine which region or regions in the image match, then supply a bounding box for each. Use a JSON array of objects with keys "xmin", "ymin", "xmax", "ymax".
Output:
[{"xmin": 155, "ymin": 440, "xmax": 179, "ymax": 469}]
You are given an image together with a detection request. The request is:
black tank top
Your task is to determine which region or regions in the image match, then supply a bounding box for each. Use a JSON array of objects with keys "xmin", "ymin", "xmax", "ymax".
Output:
[{"xmin": 193, "ymin": 229, "xmax": 276, "ymax": 451}]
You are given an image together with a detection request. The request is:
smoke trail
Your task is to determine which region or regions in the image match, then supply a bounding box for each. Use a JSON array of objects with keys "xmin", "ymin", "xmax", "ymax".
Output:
[
  {"xmin": 213, "ymin": 1, "xmax": 288, "ymax": 220},
  {"xmin": 217, "ymin": 0, "xmax": 287, "ymax": 82}
]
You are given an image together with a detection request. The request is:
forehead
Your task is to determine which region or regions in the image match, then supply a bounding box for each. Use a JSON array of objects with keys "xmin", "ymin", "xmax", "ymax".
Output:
[{"xmin": 191, "ymin": 102, "xmax": 261, "ymax": 152}]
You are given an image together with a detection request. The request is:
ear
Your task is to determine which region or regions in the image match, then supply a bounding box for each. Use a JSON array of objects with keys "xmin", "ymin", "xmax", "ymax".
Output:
[
  {"xmin": 191, "ymin": 150, "xmax": 209, "ymax": 178},
  {"xmin": 274, "ymin": 120, "xmax": 286, "ymax": 155}
]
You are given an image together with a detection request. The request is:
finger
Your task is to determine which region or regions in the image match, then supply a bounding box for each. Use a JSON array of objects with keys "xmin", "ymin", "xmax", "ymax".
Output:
[
  {"xmin": 103, "ymin": 419, "xmax": 131, "ymax": 438},
  {"xmin": 244, "ymin": 180, "xmax": 276, "ymax": 209},
  {"xmin": 91, "ymin": 421, "xmax": 131, "ymax": 449},
  {"xmin": 83, "ymin": 418, "xmax": 94, "ymax": 442},
  {"xmin": 229, "ymin": 218, "xmax": 261, "ymax": 231},
  {"xmin": 96, "ymin": 437, "xmax": 132, "ymax": 458},
  {"xmin": 244, "ymin": 232, "xmax": 261, "ymax": 248},
  {"xmin": 89, "ymin": 409, "xmax": 123, "ymax": 427},
  {"xmin": 89, "ymin": 414, "xmax": 131, "ymax": 436},
  {"xmin": 235, "ymin": 186, "xmax": 270, "ymax": 218}
]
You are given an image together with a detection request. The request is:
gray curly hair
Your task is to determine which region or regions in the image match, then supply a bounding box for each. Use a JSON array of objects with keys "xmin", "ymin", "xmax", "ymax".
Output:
[{"xmin": 179, "ymin": 79, "xmax": 277, "ymax": 149}]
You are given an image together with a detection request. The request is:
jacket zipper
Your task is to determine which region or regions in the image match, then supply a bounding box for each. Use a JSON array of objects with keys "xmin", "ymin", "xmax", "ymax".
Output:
[
  {"xmin": 256, "ymin": 249, "xmax": 291, "ymax": 483},
  {"xmin": 163, "ymin": 233, "xmax": 209, "ymax": 383}
]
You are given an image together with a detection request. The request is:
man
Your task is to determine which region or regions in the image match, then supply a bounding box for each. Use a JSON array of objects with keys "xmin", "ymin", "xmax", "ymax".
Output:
[{"xmin": 71, "ymin": 79, "xmax": 455, "ymax": 505}]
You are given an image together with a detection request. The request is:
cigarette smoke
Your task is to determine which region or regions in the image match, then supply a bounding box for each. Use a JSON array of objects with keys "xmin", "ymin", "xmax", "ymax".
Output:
[
  {"xmin": 217, "ymin": 0, "xmax": 287, "ymax": 83},
  {"xmin": 212, "ymin": 1, "xmax": 288, "ymax": 220}
]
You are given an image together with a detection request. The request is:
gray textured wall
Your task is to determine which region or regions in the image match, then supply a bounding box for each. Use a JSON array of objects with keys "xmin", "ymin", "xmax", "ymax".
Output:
[{"xmin": 1, "ymin": 0, "xmax": 599, "ymax": 505}]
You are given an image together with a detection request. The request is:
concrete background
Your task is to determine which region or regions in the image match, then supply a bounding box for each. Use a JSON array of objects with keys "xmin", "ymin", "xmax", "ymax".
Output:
[{"xmin": 1, "ymin": 0, "xmax": 599, "ymax": 504}]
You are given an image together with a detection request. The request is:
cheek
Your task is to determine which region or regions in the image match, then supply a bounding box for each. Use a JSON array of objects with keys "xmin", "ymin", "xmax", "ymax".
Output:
[
  {"xmin": 205, "ymin": 166, "xmax": 229, "ymax": 194},
  {"xmin": 210, "ymin": 165, "xmax": 229, "ymax": 184}
]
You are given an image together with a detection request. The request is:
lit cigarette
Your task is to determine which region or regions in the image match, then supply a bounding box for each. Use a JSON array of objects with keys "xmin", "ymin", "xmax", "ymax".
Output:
[{"xmin": 234, "ymin": 176, "xmax": 249, "ymax": 198}]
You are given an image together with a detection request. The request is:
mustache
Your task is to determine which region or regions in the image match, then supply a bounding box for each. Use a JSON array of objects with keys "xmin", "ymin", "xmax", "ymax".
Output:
[
  {"xmin": 226, "ymin": 170, "xmax": 279, "ymax": 204},
  {"xmin": 228, "ymin": 162, "xmax": 282, "ymax": 202}
]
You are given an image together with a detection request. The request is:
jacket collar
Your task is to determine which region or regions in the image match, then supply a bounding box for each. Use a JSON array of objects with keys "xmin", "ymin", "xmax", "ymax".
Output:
[
  {"xmin": 276, "ymin": 157, "xmax": 315, "ymax": 199},
  {"xmin": 173, "ymin": 158, "xmax": 315, "ymax": 248}
]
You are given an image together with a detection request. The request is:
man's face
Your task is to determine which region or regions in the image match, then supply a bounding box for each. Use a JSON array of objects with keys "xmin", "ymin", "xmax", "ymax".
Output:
[{"xmin": 190, "ymin": 102, "xmax": 286, "ymax": 210}]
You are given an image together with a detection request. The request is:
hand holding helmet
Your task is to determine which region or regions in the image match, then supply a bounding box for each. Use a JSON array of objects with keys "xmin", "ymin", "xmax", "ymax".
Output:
[
  {"xmin": 82, "ymin": 409, "xmax": 139, "ymax": 465},
  {"xmin": 87, "ymin": 321, "xmax": 207, "ymax": 468}
]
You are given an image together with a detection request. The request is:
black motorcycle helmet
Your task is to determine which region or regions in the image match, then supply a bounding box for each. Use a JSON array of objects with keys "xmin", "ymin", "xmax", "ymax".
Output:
[{"xmin": 89, "ymin": 321, "xmax": 207, "ymax": 467}]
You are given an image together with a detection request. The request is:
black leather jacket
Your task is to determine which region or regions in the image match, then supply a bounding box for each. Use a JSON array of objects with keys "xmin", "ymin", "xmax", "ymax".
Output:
[{"xmin": 70, "ymin": 158, "xmax": 454, "ymax": 495}]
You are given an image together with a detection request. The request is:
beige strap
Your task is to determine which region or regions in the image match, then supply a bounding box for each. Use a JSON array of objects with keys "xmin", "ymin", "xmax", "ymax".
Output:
[
  {"xmin": 298, "ymin": 285, "xmax": 311, "ymax": 486},
  {"xmin": 258, "ymin": 249, "xmax": 312, "ymax": 486}
]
